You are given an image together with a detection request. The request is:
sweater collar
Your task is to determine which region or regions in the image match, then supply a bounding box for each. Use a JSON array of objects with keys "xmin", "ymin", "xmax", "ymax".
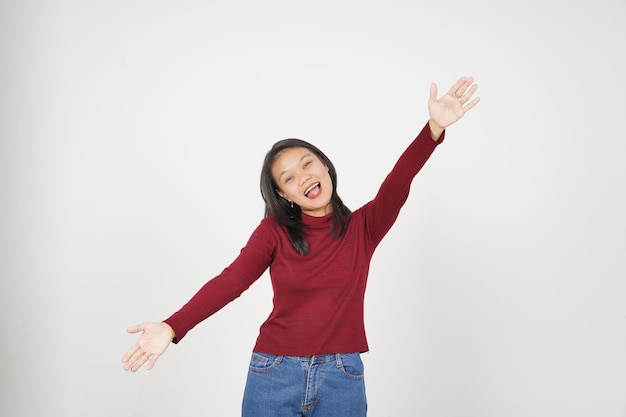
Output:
[{"xmin": 301, "ymin": 211, "xmax": 334, "ymax": 229}]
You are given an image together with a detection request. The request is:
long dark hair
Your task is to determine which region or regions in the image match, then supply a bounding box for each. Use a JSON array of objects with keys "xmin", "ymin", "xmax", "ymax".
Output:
[{"xmin": 260, "ymin": 138, "xmax": 351, "ymax": 255}]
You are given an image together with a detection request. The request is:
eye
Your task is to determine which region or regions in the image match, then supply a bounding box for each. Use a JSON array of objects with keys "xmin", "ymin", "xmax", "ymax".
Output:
[
  {"xmin": 284, "ymin": 175, "xmax": 294, "ymax": 183},
  {"xmin": 303, "ymin": 160, "xmax": 312, "ymax": 169}
]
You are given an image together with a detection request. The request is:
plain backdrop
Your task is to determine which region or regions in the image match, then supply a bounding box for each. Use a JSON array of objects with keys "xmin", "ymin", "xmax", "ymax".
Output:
[{"xmin": 1, "ymin": 1, "xmax": 625, "ymax": 416}]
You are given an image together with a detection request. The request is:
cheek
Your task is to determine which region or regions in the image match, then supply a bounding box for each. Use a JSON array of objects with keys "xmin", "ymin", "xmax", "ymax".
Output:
[
  {"xmin": 322, "ymin": 171, "xmax": 333, "ymax": 189},
  {"xmin": 278, "ymin": 184, "xmax": 296, "ymax": 200}
]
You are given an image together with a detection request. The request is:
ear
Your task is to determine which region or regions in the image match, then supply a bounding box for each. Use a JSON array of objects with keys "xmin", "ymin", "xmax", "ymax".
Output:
[{"xmin": 275, "ymin": 188, "xmax": 286, "ymax": 199}]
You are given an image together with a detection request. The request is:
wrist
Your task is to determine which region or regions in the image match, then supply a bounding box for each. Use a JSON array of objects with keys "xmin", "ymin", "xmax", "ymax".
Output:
[
  {"xmin": 160, "ymin": 322, "xmax": 175, "ymax": 340},
  {"xmin": 428, "ymin": 119, "xmax": 445, "ymax": 141}
]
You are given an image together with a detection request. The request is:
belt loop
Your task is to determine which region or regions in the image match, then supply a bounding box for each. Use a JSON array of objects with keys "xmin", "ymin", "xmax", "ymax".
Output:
[{"xmin": 335, "ymin": 353, "xmax": 343, "ymax": 369}]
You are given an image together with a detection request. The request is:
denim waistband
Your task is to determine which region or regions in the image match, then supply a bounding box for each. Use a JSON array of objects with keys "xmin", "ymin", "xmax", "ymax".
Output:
[{"xmin": 284, "ymin": 352, "xmax": 356, "ymax": 365}]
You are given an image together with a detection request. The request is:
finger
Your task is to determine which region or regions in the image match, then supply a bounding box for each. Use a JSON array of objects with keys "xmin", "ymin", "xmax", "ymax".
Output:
[
  {"xmin": 429, "ymin": 83, "xmax": 438, "ymax": 103},
  {"xmin": 129, "ymin": 351, "xmax": 152, "ymax": 372},
  {"xmin": 122, "ymin": 334, "xmax": 145, "ymax": 362},
  {"xmin": 126, "ymin": 323, "xmax": 143, "ymax": 334},
  {"xmin": 145, "ymin": 353, "xmax": 159, "ymax": 371},
  {"xmin": 122, "ymin": 348, "xmax": 142, "ymax": 370},
  {"xmin": 136, "ymin": 352, "xmax": 152, "ymax": 371},
  {"xmin": 459, "ymin": 76, "xmax": 474, "ymax": 93},
  {"xmin": 446, "ymin": 76, "xmax": 468, "ymax": 97},
  {"xmin": 460, "ymin": 76, "xmax": 474, "ymax": 91},
  {"xmin": 123, "ymin": 324, "xmax": 144, "ymax": 364},
  {"xmin": 463, "ymin": 96, "xmax": 481, "ymax": 111},
  {"xmin": 122, "ymin": 345, "xmax": 139, "ymax": 364},
  {"xmin": 452, "ymin": 76, "xmax": 476, "ymax": 99},
  {"xmin": 459, "ymin": 83, "xmax": 478, "ymax": 100}
]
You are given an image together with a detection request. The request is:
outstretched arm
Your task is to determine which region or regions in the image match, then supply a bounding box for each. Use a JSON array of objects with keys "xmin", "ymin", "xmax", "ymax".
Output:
[{"xmin": 428, "ymin": 76, "xmax": 480, "ymax": 141}]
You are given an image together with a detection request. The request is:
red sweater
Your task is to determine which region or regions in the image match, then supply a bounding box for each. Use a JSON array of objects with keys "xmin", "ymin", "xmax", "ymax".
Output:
[{"xmin": 164, "ymin": 122, "xmax": 443, "ymax": 355}]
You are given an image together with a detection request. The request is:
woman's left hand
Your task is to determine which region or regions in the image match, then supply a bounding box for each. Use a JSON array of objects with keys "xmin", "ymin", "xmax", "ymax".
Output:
[{"xmin": 428, "ymin": 76, "xmax": 480, "ymax": 139}]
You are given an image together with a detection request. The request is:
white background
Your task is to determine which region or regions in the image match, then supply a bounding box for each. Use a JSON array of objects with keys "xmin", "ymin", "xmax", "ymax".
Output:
[{"xmin": 1, "ymin": 1, "xmax": 625, "ymax": 416}]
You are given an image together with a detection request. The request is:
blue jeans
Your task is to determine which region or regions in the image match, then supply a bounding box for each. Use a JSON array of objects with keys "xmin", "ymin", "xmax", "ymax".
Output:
[{"xmin": 242, "ymin": 352, "xmax": 367, "ymax": 417}]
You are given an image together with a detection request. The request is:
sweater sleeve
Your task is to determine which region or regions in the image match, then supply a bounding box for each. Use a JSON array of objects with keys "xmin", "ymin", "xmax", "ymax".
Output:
[
  {"xmin": 363, "ymin": 121, "xmax": 444, "ymax": 246},
  {"xmin": 163, "ymin": 218, "xmax": 277, "ymax": 343}
]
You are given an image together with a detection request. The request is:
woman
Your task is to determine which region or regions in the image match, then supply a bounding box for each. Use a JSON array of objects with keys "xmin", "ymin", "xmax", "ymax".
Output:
[{"xmin": 122, "ymin": 76, "xmax": 480, "ymax": 416}]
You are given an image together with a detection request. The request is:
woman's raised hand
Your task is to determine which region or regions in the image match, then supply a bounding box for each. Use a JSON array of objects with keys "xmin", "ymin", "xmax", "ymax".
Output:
[
  {"xmin": 428, "ymin": 76, "xmax": 480, "ymax": 140},
  {"xmin": 122, "ymin": 322, "xmax": 175, "ymax": 372}
]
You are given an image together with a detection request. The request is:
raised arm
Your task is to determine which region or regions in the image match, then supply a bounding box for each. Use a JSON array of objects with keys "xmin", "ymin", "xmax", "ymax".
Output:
[{"xmin": 363, "ymin": 76, "xmax": 480, "ymax": 245}]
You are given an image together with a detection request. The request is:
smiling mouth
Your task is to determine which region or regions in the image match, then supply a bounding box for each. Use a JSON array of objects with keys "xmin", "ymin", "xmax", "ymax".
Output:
[{"xmin": 304, "ymin": 182, "xmax": 321, "ymax": 197}]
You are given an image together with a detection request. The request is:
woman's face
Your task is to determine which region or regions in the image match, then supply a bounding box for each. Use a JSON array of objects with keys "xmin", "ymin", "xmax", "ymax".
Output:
[{"xmin": 271, "ymin": 146, "xmax": 334, "ymax": 217}]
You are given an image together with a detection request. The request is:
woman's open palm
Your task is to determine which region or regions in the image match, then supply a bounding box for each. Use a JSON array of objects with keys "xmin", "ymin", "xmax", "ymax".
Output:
[
  {"xmin": 122, "ymin": 322, "xmax": 174, "ymax": 372},
  {"xmin": 428, "ymin": 76, "xmax": 480, "ymax": 130}
]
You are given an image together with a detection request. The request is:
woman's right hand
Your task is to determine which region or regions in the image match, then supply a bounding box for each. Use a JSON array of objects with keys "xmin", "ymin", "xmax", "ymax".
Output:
[
  {"xmin": 122, "ymin": 322, "xmax": 175, "ymax": 372},
  {"xmin": 427, "ymin": 76, "xmax": 480, "ymax": 140}
]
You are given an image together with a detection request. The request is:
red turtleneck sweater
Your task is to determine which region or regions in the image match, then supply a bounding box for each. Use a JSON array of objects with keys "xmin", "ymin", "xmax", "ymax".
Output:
[{"xmin": 164, "ymin": 122, "xmax": 443, "ymax": 355}]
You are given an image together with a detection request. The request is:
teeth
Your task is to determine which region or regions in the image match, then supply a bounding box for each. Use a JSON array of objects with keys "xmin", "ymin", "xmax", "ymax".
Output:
[{"xmin": 305, "ymin": 183, "xmax": 320, "ymax": 196}]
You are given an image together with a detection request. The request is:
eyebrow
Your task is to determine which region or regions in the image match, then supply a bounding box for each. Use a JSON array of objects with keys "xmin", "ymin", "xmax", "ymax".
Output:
[{"xmin": 277, "ymin": 152, "xmax": 313, "ymax": 180}]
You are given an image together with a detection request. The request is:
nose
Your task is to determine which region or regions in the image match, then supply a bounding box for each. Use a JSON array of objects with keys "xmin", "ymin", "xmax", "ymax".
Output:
[{"xmin": 299, "ymin": 172, "xmax": 311, "ymax": 186}]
